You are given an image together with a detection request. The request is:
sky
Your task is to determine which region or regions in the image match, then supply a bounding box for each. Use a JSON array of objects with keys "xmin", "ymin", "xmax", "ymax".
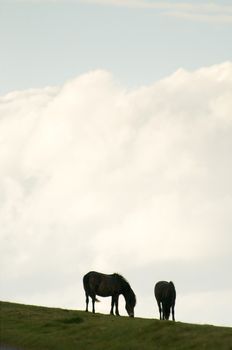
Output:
[
  {"xmin": 1, "ymin": 0, "xmax": 232, "ymax": 94},
  {"xmin": 0, "ymin": 0, "xmax": 232, "ymax": 327}
]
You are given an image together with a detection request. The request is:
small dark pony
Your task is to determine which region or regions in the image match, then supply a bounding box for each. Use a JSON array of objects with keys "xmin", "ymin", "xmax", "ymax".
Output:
[
  {"xmin": 83, "ymin": 271, "xmax": 136, "ymax": 317},
  {"xmin": 154, "ymin": 281, "xmax": 176, "ymax": 321}
]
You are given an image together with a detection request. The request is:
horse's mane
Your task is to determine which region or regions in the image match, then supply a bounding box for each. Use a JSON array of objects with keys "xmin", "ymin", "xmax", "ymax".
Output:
[
  {"xmin": 113, "ymin": 273, "xmax": 137, "ymax": 306},
  {"xmin": 113, "ymin": 273, "xmax": 130, "ymax": 287},
  {"xmin": 113, "ymin": 272, "xmax": 127, "ymax": 281}
]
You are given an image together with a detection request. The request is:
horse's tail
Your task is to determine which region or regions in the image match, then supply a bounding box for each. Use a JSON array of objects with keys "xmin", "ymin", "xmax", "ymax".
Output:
[
  {"xmin": 169, "ymin": 281, "xmax": 176, "ymax": 301},
  {"xmin": 83, "ymin": 272, "xmax": 100, "ymax": 302},
  {"xmin": 83, "ymin": 273, "xmax": 90, "ymax": 293}
]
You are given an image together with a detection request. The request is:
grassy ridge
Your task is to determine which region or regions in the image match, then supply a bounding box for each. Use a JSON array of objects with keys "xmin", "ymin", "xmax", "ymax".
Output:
[{"xmin": 1, "ymin": 301, "xmax": 232, "ymax": 350}]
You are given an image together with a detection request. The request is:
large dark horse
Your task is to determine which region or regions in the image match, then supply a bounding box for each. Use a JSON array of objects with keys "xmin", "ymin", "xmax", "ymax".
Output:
[
  {"xmin": 154, "ymin": 281, "xmax": 176, "ymax": 321},
  {"xmin": 83, "ymin": 271, "xmax": 136, "ymax": 317}
]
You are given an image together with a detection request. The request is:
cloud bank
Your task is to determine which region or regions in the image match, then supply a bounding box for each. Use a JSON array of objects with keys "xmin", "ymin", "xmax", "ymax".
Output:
[{"xmin": 1, "ymin": 62, "xmax": 232, "ymax": 325}]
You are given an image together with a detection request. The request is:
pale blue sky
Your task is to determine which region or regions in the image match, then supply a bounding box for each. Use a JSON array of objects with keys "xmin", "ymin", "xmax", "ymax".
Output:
[{"xmin": 0, "ymin": 0, "xmax": 231, "ymax": 94}]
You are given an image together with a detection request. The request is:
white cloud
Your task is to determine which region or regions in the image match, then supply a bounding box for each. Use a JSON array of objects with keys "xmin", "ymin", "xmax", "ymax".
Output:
[{"xmin": 0, "ymin": 63, "xmax": 232, "ymax": 324}]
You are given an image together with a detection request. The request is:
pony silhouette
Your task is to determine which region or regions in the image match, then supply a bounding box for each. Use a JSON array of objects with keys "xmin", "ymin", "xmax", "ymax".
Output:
[
  {"xmin": 83, "ymin": 271, "xmax": 136, "ymax": 317},
  {"xmin": 154, "ymin": 281, "xmax": 176, "ymax": 321}
]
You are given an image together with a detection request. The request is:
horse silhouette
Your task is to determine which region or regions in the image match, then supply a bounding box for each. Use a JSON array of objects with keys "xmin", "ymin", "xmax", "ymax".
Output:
[
  {"xmin": 83, "ymin": 271, "xmax": 136, "ymax": 317},
  {"xmin": 154, "ymin": 281, "xmax": 176, "ymax": 321}
]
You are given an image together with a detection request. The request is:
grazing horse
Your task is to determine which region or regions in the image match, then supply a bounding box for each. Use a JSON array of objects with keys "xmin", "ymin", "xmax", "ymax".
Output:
[
  {"xmin": 83, "ymin": 271, "xmax": 136, "ymax": 317},
  {"xmin": 154, "ymin": 281, "xmax": 176, "ymax": 321}
]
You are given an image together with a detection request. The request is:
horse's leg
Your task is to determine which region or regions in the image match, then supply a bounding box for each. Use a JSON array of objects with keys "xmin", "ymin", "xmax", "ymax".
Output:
[
  {"xmin": 85, "ymin": 292, "xmax": 89, "ymax": 312},
  {"xmin": 161, "ymin": 302, "xmax": 165, "ymax": 320},
  {"xmin": 172, "ymin": 304, "xmax": 175, "ymax": 321},
  {"xmin": 91, "ymin": 296, "xmax": 95, "ymax": 313},
  {"xmin": 115, "ymin": 295, "xmax": 120, "ymax": 316},
  {"xmin": 157, "ymin": 301, "xmax": 162, "ymax": 320},
  {"xmin": 110, "ymin": 296, "xmax": 115, "ymax": 315}
]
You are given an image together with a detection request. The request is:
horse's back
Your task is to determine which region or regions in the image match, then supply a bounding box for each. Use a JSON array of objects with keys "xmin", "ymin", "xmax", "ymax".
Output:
[
  {"xmin": 83, "ymin": 271, "xmax": 101, "ymax": 291},
  {"xmin": 83, "ymin": 271, "xmax": 116, "ymax": 293},
  {"xmin": 155, "ymin": 281, "xmax": 176, "ymax": 302},
  {"xmin": 83, "ymin": 271, "xmax": 131, "ymax": 297},
  {"xmin": 154, "ymin": 281, "xmax": 169, "ymax": 297},
  {"xmin": 84, "ymin": 271, "xmax": 99, "ymax": 279}
]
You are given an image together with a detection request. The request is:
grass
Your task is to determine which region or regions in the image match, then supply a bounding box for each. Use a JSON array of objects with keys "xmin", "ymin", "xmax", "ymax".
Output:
[{"xmin": 1, "ymin": 301, "xmax": 232, "ymax": 350}]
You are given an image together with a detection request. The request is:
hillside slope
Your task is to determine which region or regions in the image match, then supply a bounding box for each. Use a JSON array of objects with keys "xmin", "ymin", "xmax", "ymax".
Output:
[{"xmin": 1, "ymin": 301, "xmax": 232, "ymax": 350}]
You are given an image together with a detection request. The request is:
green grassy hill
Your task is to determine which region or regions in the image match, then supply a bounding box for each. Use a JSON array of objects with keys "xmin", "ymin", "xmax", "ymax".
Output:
[{"xmin": 1, "ymin": 301, "xmax": 232, "ymax": 350}]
